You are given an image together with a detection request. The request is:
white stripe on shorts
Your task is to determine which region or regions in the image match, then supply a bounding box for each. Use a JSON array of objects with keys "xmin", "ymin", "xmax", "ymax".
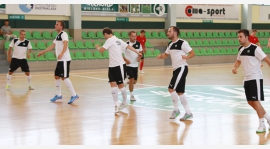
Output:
[
  {"xmin": 173, "ymin": 66, "xmax": 185, "ymax": 90},
  {"xmin": 63, "ymin": 61, "xmax": 67, "ymax": 78},
  {"xmin": 256, "ymin": 79, "xmax": 261, "ymax": 100},
  {"xmin": 120, "ymin": 64, "xmax": 124, "ymax": 83}
]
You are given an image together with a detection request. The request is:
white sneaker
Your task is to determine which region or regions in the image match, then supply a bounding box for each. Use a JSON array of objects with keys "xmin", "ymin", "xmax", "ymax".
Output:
[
  {"xmin": 256, "ymin": 124, "xmax": 266, "ymax": 133},
  {"xmin": 169, "ymin": 110, "xmax": 180, "ymax": 119},
  {"xmin": 6, "ymin": 84, "xmax": 10, "ymax": 91},
  {"xmin": 119, "ymin": 103, "xmax": 128, "ymax": 111},
  {"xmin": 115, "ymin": 106, "xmax": 119, "ymax": 114},
  {"xmin": 140, "ymin": 70, "xmax": 145, "ymax": 74},
  {"xmin": 29, "ymin": 85, "xmax": 34, "ymax": 90},
  {"xmin": 130, "ymin": 95, "xmax": 136, "ymax": 101}
]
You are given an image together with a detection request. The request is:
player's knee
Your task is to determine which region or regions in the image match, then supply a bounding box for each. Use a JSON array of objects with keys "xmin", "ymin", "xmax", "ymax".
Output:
[
  {"xmin": 168, "ymin": 88, "xmax": 174, "ymax": 93},
  {"xmin": 178, "ymin": 92, "xmax": 184, "ymax": 95}
]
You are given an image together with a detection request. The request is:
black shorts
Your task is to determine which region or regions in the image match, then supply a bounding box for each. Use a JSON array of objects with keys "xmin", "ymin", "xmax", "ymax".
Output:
[
  {"xmin": 108, "ymin": 64, "xmax": 126, "ymax": 85},
  {"xmin": 244, "ymin": 79, "xmax": 264, "ymax": 101},
  {"xmin": 168, "ymin": 66, "xmax": 188, "ymax": 93},
  {"xmin": 9, "ymin": 58, "xmax": 30, "ymax": 72},
  {"xmin": 55, "ymin": 61, "xmax": 70, "ymax": 78},
  {"xmin": 141, "ymin": 51, "xmax": 144, "ymax": 60},
  {"xmin": 126, "ymin": 66, "xmax": 138, "ymax": 80}
]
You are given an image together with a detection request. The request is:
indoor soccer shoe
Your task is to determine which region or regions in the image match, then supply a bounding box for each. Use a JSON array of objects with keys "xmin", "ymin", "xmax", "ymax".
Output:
[
  {"xmin": 169, "ymin": 110, "xmax": 180, "ymax": 119},
  {"xmin": 119, "ymin": 103, "xmax": 128, "ymax": 110},
  {"xmin": 130, "ymin": 95, "xmax": 136, "ymax": 101},
  {"xmin": 50, "ymin": 95, "xmax": 62, "ymax": 102},
  {"xmin": 180, "ymin": 113, "xmax": 193, "ymax": 121},
  {"xmin": 68, "ymin": 95, "xmax": 79, "ymax": 104},
  {"xmin": 115, "ymin": 106, "xmax": 119, "ymax": 114},
  {"xmin": 256, "ymin": 125, "xmax": 266, "ymax": 133},
  {"xmin": 29, "ymin": 85, "xmax": 34, "ymax": 90}
]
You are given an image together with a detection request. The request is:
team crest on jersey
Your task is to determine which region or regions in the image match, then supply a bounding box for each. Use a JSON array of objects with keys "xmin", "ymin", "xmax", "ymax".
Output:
[
  {"xmin": 116, "ymin": 41, "xmax": 121, "ymax": 45},
  {"xmin": 247, "ymin": 50, "xmax": 250, "ymax": 53},
  {"xmin": 136, "ymin": 45, "xmax": 138, "ymax": 47},
  {"xmin": 175, "ymin": 45, "xmax": 177, "ymax": 47}
]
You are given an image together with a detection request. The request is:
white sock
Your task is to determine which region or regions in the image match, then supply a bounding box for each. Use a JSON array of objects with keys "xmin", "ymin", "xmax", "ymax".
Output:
[
  {"xmin": 170, "ymin": 91, "xmax": 179, "ymax": 111},
  {"xmin": 130, "ymin": 92, "xmax": 134, "ymax": 96},
  {"xmin": 55, "ymin": 79, "xmax": 62, "ymax": 96},
  {"xmin": 6, "ymin": 74, "xmax": 12, "ymax": 85},
  {"xmin": 111, "ymin": 87, "xmax": 118, "ymax": 107},
  {"xmin": 120, "ymin": 87, "xmax": 127, "ymax": 105},
  {"xmin": 264, "ymin": 113, "xmax": 270, "ymax": 122},
  {"xmin": 64, "ymin": 78, "xmax": 76, "ymax": 96},
  {"xmin": 27, "ymin": 75, "xmax": 31, "ymax": 85},
  {"xmin": 259, "ymin": 118, "xmax": 265, "ymax": 126},
  {"xmin": 179, "ymin": 94, "xmax": 191, "ymax": 114}
]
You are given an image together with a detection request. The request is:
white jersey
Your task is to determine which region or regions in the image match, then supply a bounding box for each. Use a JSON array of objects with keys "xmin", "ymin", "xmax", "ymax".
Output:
[
  {"xmin": 102, "ymin": 35, "xmax": 127, "ymax": 67},
  {"xmin": 9, "ymin": 38, "xmax": 32, "ymax": 59},
  {"xmin": 124, "ymin": 40, "xmax": 142, "ymax": 67},
  {"xmin": 53, "ymin": 31, "xmax": 71, "ymax": 61},
  {"xmin": 165, "ymin": 38, "xmax": 192, "ymax": 70},
  {"xmin": 237, "ymin": 43, "xmax": 266, "ymax": 81}
]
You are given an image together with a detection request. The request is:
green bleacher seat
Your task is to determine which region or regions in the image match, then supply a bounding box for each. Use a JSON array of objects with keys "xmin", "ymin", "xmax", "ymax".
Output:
[
  {"xmin": 225, "ymin": 31, "xmax": 232, "ymax": 38},
  {"xmin": 136, "ymin": 31, "xmax": 141, "ymax": 36},
  {"xmin": 97, "ymin": 31, "xmax": 105, "ymax": 39},
  {"xmin": 261, "ymin": 39, "xmax": 268, "ymax": 46},
  {"xmin": 228, "ymin": 39, "xmax": 235, "ymax": 46},
  {"xmin": 222, "ymin": 40, "xmax": 229, "ymax": 46},
  {"xmin": 33, "ymin": 31, "xmax": 44, "ymax": 40},
  {"xmin": 159, "ymin": 31, "xmax": 167, "ymax": 39},
  {"xmin": 88, "ymin": 31, "xmax": 98, "ymax": 39},
  {"xmin": 187, "ymin": 32, "xmax": 195, "ymax": 38},
  {"xmin": 153, "ymin": 49, "xmax": 161, "ymax": 56},
  {"xmin": 203, "ymin": 39, "xmax": 211, "ymax": 46},
  {"xmin": 212, "ymin": 32, "xmax": 219, "ymax": 38},
  {"xmin": 85, "ymin": 41, "xmax": 95, "ymax": 49},
  {"xmin": 206, "ymin": 48, "xmax": 215, "ymax": 55},
  {"xmin": 75, "ymin": 51, "xmax": 87, "ymax": 60},
  {"xmin": 231, "ymin": 32, "xmax": 238, "ymax": 38},
  {"xmin": 226, "ymin": 48, "xmax": 233, "ymax": 55},
  {"xmin": 121, "ymin": 31, "xmax": 129, "ymax": 39},
  {"xmin": 145, "ymin": 50, "xmax": 155, "ymax": 57},
  {"xmin": 45, "ymin": 52, "xmax": 56, "ymax": 61},
  {"xmin": 196, "ymin": 40, "xmax": 205, "ymax": 46},
  {"xmin": 234, "ymin": 39, "xmax": 240, "ymax": 46},
  {"xmin": 206, "ymin": 32, "xmax": 213, "ymax": 38},
  {"xmin": 85, "ymin": 51, "xmax": 96, "ymax": 59},
  {"xmin": 152, "ymin": 31, "xmax": 162, "ymax": 39},
  {"xmin": 145, "ymin": 41, "xmax": 154, "ymax": 48},
  {"xmin": 42, "ymin": 31, "xmax": 54, "ymax": 40},
  {"xmin": 103, "ymin": 50, "xmax": 109, "ymax": 58},
  {"xmin": 5, "ymin": 41, "xmax": 11, "ymax": 50},
  {"xmin": 26, "ymin": 31, "xmax": 34, "ymax": 40},
  {"xmin": 27, "ymin": 53, "xmax": 36, "ymax": 61},
  {"xmin": 200, "ymin": 32, "xmax": 207, "ymax": 38},
  {"xmin": 189, "ymin": 40, "xmax": 196, "ymax": 47},
  {"xmin": 194, "ymin": 32, "xmax": 201, "ymax": 38},
  {"xmin": 52, "ymin": 31, "xmax": 58, "ymax": 38},
  {"xmin": 113, "ymin": 31, "xmax": 123, "ymax": 39},
  {"xmin": 209, "ymin": 40, "xmax": 217, "ymax": 46},
  {"xmin": 219, "ymin": 32, "xmax": 226, "ymax": 38},
  {"xmin": 76, "ymin": 41, "xmax": 87, "ymax": 49},
  {"xmin": 68, "ymin": 41, "xmax": 77, "ymax": 50},
  {"xmin": 93, "ymin": 41, "xmax": 102, "ymax": 47},
  {"xmin": 257, "ymin": 32, "xmax": 264, "ymax": 38},
  {"xmin": 219, "ymin": 48, "xmax": 228, "ymax": 55},
  {"xmin": 12, "ymin": 31, "xmax": 19, "ymax": 38},
  {"xmin": 216, "ymin": 39, "xmax": 223, "ymax": 46},
  {"xmin": 82, "ymin": 31, "xmax": 90, "ymax": 39},
  {"xmin": 194, "ymin": 48, "xmax": 202, "ymax": 56},
  {"xmin": 180, "ymin": 32, "xmax": 187, "ymax": 38},
  {"xmin": 264, "ymin": 32, "xmax": 270, "ymax": 38},
  {"xmin": 232, "ymin": 48, "xmax": 239, "ymax": 54},
  {"xmin": 70, "ymin": 52, "xmax": 77, "ymax": 60},
  {"xmin": 263, "ymin": 47, "xmax": 270, "ymax": 54},
  {"xmin": 213, "ymin": 48, "xmax": 221, "ymax": 55},
  {"xmin": 46, "ymin": 41, "xmax": 54, "ymax": 48},
  {"xmin": 200, "ymin": 48, "xmax": 208, "ymax": 56},
  {"xmin": 35, "ymin": 52, "xmax": 47, "ymax": 61},
  {"xmin": 31, "ymin": 42, "xmax": 38, "ymax": 50},
  {"xmin": 145, "ymin": 31, "xmax": 154, "ymax": 39},
  {"xmin": 37, "ymin": 41, "xmax": 47, "ymax": 50},
  {"xmin": 94, "ymin": 51, "xmax": 106, "ymax": 59}
]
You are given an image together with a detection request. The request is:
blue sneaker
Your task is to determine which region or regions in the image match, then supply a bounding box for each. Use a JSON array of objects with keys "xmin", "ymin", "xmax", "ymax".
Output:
[
  {"xmin": 50, "ymin": 95, "xmax": 62, "ymax": 102},
  {"xmin": 68, "ymin": 95, "xmax": 79, "ymax": 104}
]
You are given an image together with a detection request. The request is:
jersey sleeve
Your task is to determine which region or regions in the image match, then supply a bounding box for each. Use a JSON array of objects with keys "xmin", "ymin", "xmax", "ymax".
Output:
[
  {"xmin": 9, "ymin": 39, "xmax": 15, "ymax": 48},
  {"xmin": 28, "ymin": 41, "xmax": 33, "ymax": 49},
  {"xmin": 182, "ymin": 41, "xmax": 192, "ymax": 53},
  {"xmin": 120, "ymin": 39, "xmax": 128, "ymax": 49},
  {"xmin": 62, "ymin": 32, "xmax": 69, "ymax": 41},
  {"xmin": 255, "ymin": 47, "xmax": 267, "ymax": 61},
  {"xmin": 102, "ymin": 39, "xmax": 112, "ymax": 50},
  {"xmin": 139, "ymin": 43, "xmax": 143, "ymax": 52}
]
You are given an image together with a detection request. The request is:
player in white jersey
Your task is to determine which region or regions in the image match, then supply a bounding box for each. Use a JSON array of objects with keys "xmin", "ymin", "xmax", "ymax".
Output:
[
  {"xmin": 123, "ymin": 31, "xmax": 143, "ymax": 101},
  {"xmin": 232, "ymin": 29, "xmax": 270, "ymax": 133},
  {"xmin": 6, "ymin": 30, "xmax": 34, "ymax": 90},
  {"xmin": 95, "ymin": 27, "xmax": 142, "ymax": 114},
  {"xmin": 157, "ymin": 26, "xmax": 195, "ymax": 120},
  {"xmin": 37, "ymin": 20, "xmax": 79, "ymax": 104}
]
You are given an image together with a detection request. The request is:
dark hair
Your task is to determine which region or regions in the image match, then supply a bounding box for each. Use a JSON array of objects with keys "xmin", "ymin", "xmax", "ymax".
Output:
[
  {"xmin": 129, "ymin": 31, "xmax": 136, "ymax": 35},
  {"xmin": 238, "ymin": 29, "xmax": 249, "ymax": 37},
  {"xmin": 252, "ymin": 29, "xmax": 257, "ymax": 32},
  {"xmin": 20, "ymin": 30, "xmax": 25, "ymax": 33},
  {"xmin": 102, "ymin": 27, "xmax": 113, "ymax": 35},
  {"xmin": 170, "ymin": 26, "xmax": 180, "ymax": 36},
  {"xmin": 57, "ymin": 20, "xmax": 65, "ymax": 30},
  {"xmin": 140, "ymin": 30, "xmax": 145, "ymax": 33},
  {"xmin": 4, "ymin": 20, "xmax": 9, "ymax": 22}
]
